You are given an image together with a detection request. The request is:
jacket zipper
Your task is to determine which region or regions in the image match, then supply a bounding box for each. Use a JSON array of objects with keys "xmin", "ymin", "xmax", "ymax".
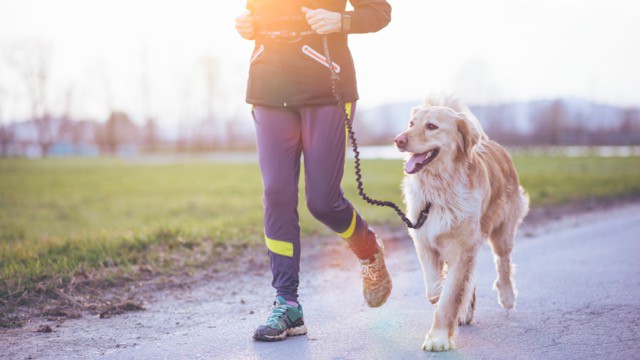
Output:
[{"xmin": 278, "ymin": 50, "xmax": 287, "ymax": 107}]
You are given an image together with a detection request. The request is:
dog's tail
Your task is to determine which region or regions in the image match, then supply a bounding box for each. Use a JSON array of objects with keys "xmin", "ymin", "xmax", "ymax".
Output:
[{"xmin": 424, "ymin": 93, "xmax": 488, "ymax": 141}]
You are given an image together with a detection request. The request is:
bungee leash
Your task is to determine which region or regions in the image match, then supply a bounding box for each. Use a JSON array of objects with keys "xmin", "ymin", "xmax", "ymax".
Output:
[{"xmin": 321, "ymin": 35, "xmax": 431, "ymax": 230}]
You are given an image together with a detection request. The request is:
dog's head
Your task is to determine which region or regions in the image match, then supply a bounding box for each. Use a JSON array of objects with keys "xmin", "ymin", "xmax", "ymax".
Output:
[{"xmin": 394, "ymin": 105, "xmax": 480, "ymax": 174}]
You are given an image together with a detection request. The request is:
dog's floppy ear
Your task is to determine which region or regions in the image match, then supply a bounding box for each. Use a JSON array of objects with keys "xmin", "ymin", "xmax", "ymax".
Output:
[{"xmin": 456, "ymin": 114, "xmax": 480, "ymax": 158}]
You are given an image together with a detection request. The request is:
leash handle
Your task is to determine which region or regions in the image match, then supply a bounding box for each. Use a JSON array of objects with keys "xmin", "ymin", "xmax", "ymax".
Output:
[{"xmin": 321, "ymin": 36, "xmax": 430, "ymax": 229}]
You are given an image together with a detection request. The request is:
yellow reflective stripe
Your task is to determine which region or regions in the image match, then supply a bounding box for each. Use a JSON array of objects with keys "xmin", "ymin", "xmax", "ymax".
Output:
[
  {"xmin": 344, "ymin": 102, "xmax": 352, "ymax": 162},
  {"xmin": 265, "ymin": 236, "xmax": 294, "ymax": 257},
  {"xmin": 344, "ymin": 126, "xmax": 349, "ymax": 163},
  {"xmin": 337, "ymin": 209, "xmax": 357, "ymax": 239}
]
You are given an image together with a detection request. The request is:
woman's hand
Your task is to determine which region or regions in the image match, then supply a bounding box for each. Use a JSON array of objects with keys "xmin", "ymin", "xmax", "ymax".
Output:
[
  {"xmin": 302, "ymin": 7, "xmax": 341, "ymax": 35},
  {"xmin": 235, "ymin": 11, "xmax": 254, "ymax": 40}
]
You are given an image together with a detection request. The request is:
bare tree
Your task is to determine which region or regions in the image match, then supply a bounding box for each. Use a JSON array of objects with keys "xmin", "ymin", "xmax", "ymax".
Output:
[
  {"xmin": 96, "ymin": 111, "xmax": 139, "ymax": 155},
  {"xmin": 178, "ymin": 77, "xmax": 193, "ymax": 152},
  {"xmin": 202, "ymin": 56, "xmax": 217, "ymax": 125},
  {"xmin": 0, "ymin": 125, "xmax": 13, "ymax": 157},
  {"xmin": 176, "ymin": 57, "xmax": 220, "ymax": 152},
  {"xmin": 142, "ymin": 117, "xmax": 158, "ymax": 152},
  {"xmin": 0, "ymin": 85, "xmax": 15, "ymax": 156},
  {"xmin": 548, "ymin": 99, "xmax": 565, "ymax": 145},
  {"xmin": 621, "ymin": 108, "xmax": 639, "ymax": 133},
  {"xmin": 139, "ymin": 48, "xmax": 158, "ymax": 152},
  {"xmin": 621, "ymin": 108, "xmax": 640, "ymax": 145},
  {"xmin": 54, "ymin": 85, "xmax": 75, "ymax": 147},
  {"xmin": 530, "ymin": 99, "xmax": 565, "ymax": 145},
  {"xmin": 70, "ymin": 120, "xmax": 87, "ymax": 155},
  {"xmin": 201, "ymin": 56, "xmax": 221, "ymax": 149},
  {"xmin": 5, "ymin": 41, "xmax": 55, "ymax": 156},
  {"xmin": 140, "ymin": 48, "xmax": 151, "ymax": 122}
]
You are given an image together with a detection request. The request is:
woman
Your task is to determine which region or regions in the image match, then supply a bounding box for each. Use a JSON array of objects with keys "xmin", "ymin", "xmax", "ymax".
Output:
[{"xmin": 235, "ymin": 0, "xmax": 392, "ymax": 342}]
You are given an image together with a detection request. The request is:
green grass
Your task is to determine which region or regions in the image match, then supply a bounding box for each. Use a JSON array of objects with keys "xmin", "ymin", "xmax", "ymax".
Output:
[
  {"xmin": 515, "ymin": 156, "xmax": 640, "ymax": 204},
  {"xmin": 1, "ymin": 156, "xmax": 640, "ymax": 315}
]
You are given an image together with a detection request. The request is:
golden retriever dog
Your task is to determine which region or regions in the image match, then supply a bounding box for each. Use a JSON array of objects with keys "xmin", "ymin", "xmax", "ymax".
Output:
[{"xmin": 394, "ymin": 95, "xmax": 529, "ymax": 351}]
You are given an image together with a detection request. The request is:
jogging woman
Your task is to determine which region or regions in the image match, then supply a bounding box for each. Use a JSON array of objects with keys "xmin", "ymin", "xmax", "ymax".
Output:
[{"xmin": 235, "ymin": 0, "xmax": 392, "ymax": 341}]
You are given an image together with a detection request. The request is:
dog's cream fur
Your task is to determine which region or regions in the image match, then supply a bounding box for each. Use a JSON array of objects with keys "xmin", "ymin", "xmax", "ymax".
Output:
[{"xmin": 396, "ymin": 95, "xmax": 529, "ymax": 351}]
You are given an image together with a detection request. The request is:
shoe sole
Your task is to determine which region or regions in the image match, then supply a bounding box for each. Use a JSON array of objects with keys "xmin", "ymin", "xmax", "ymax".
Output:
[
  {"xmin": 365, "ymin": 281, "xmax": 393, "ymax": 308},
  {"xmin": 286, "ymin": 324, "xmax": 308, "ymax": 336},
  {"xmin": 253, "ymin": 325, "xmax": 308, "ymax": 342}
]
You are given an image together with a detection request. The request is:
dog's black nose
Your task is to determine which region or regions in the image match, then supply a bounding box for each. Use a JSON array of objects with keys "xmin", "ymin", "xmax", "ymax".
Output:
[{"xmin": 395, "ymin": 134, "xmax": 408, "ymax": 150}]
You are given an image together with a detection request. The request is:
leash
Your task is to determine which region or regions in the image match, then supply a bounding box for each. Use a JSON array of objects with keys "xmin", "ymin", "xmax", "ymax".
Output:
[{"xmin": 321, "ymin": 35, "xmax": 431, "ymax": 229}]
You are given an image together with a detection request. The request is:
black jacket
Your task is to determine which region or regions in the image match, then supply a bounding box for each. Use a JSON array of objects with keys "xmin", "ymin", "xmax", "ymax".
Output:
[{"xmin": 245, "ymin": 0, "xmax": 391, "ymax": 107}]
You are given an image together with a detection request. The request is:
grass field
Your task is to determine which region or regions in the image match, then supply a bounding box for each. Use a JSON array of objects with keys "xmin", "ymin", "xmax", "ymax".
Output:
[{"xmin": 1, "ymin": 156, "xmax": 640, "ymax": 321}]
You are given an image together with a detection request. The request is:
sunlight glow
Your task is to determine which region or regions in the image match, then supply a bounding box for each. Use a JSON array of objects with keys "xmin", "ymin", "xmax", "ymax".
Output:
[{"xmin": 1, "ymin": 0, "xmax": 638, "ymax": 130}]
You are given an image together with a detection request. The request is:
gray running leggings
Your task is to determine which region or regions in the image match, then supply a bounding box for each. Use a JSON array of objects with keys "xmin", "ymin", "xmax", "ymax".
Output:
[{"xmin": 252, "ymin": 102, "xmax": 376, "ymax": 302}]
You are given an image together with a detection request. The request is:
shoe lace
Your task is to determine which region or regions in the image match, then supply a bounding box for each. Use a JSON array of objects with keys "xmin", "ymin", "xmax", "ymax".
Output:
[
  {"xmin": 265, "ymin": 304, "xmax": 290, "ymax": 327},
  {"xmin": 360, "ymin": 263, "xmax": 377, "ymax": 281}
]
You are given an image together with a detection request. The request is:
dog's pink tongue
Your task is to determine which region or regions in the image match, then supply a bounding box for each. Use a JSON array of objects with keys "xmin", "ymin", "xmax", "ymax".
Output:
[{"xmin": 405, "ymin": 153, "xmax": 429, "ymax": 174}]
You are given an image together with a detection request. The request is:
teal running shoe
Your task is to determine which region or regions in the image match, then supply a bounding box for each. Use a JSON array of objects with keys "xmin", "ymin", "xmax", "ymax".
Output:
[{"xmin": 253, "ymin": 296, "xmax": 307, "ymax": 341}]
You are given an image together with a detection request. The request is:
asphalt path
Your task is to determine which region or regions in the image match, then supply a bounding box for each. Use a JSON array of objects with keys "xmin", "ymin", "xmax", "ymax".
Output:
[
  {"xmin": 3, "ymin": 203, "xmax": 639, "ymax": 360},
  {"xmin": 104, "ymin": 203, "xmax": 640, "ymax": 360}
]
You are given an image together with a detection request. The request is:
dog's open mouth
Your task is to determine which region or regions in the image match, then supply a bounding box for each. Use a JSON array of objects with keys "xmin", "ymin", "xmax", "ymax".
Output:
[{"xmin": 405, "ymin": 149, "xmax": 439, "ymax": 174}]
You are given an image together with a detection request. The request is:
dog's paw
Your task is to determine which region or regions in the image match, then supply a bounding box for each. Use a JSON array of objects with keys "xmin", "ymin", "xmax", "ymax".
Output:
[
  {"xmin": 458, "ymin": 300, "xmax": 473, "ymax": 325},
  {"xmin": 459, "ymin": 287, "xmax": 476, "ymax": 325},
  {"xmin": 499, "ymin": 291, "xmax": 516, "ymax": 310},
  {"xmin": 458, "ymin": 308, "xmax": 474, "ymax": 325},
  {"xmin": 421, "ymin": 331, "xmax": 454, "ymax": 352},
  {"xmin": 494, "ymin": 279, "xmax": 516, "ymax": 309}
]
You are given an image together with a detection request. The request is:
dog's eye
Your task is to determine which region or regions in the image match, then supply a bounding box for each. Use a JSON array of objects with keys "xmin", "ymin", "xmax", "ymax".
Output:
[
  {"xmin": 426, "ymin": 123, "xmax": 438, "ymax": 130},
  {"xmin": 409, "ymin": 121, "xmax": 414, "ymax": 128}
]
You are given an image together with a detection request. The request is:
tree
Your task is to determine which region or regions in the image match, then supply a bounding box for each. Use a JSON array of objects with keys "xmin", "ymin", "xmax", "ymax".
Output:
[
  {"xmin": 36, "ymin": 112, "xmax": 55, "ymax": 156},
  {"xmin": 201, "ymin": 56, "xmax": 221, "ymax": 149},
  {"xmin": 139, "ymin": 48, "xmax": 158, "ymax": 152},
  {"xmin": 142, "ymin": 117, "xmax": 159, "ymax": 152},
  {"xmin": 97, "ymin": 111, "xmax": 139, "ymax": 155},
  {"xmin": 0, "ymin": 85, "xmax": 14, "ymax": 156},
  {"xmin": 5, "ymin": 41, "xmax": 54, "ymax": 156},
  {"xmin": 0, "ymin": 124, "xmax": 13, "ymax": 157},
  {"xmin": 531, "ymin": 99, "xmax": 566, "ymax": 145},
  {"xmin": 548, "ymin": 99, "xmax": 565, "ymax": 145},
  {"xmin": 621, "ymin": 108, "xmax": 640, "ymax": 145},
  {"xmin": 69, "ymin": 120, "xmax": 90, "ymax": 154},
  {"xmin": 55, "ymin": 86, "xmax": 75, "ymax": 145}
]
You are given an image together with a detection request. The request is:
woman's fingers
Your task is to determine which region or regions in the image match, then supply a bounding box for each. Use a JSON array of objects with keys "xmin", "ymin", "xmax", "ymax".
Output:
[
  {"xmin": 235, "ymin": 11, "xmax": 254, "ymax": 39},
  {"xmin": 301, "ymin": 8, "xmax": 341, "ymax": 34},
  {"xmin": 302, "ymin": 7, "xmax": 323, "ymax": 24}
]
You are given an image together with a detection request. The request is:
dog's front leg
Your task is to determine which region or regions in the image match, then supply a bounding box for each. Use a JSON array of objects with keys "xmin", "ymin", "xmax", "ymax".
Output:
[
  {"xmin": 412, "ymin": 238, "xmax": 443, "ymax": 305},
  {"xmin": 422, "ymin": 246, "xmax": 478, "ymax": 352}
]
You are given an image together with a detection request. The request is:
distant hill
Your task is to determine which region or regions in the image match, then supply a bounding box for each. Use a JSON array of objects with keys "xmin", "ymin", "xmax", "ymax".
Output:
[
  {"xmin": 3, "ymin": 98, "xmax": 639, "ymax": 157},
  {"xmin": 356, "ymin": 98, "xmax": 640, "ymax": 146}
]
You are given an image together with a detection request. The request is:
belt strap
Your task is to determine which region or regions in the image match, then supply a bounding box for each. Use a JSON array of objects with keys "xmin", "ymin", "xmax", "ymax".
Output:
[{"xmin": 258, "ymin": 30, "xmax": 317, "ymax": 43}]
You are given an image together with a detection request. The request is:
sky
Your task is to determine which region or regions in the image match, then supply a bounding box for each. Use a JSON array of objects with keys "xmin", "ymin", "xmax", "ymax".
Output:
[{"xmin": 0, "ymin": 0, "xmax": 639, "ymax": 130}]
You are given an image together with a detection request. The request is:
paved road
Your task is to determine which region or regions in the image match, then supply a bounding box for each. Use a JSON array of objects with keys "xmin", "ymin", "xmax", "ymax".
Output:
[
  {"xmin": 103, "ymin": 204, "xmax": 640, "ymax": 360},
  {"xmin": 3, "ymin": 204, "xmax": 639, "ymax": 360}
]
